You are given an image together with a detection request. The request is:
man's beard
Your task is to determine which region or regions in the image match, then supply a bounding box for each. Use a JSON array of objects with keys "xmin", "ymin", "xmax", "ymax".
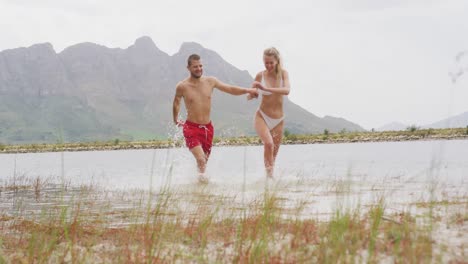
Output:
[{"xmin": 191, "ymin": 72, "xmax": 202, "ymax": 79}]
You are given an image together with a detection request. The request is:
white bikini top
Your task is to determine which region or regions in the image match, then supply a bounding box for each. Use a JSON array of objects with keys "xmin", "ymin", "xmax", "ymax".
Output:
[{"xmin": 259, "ymin": 71, "xmax": 283, "ymax": 96}]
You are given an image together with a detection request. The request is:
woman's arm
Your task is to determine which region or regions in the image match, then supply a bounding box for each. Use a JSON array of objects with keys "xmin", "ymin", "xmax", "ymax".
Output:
[{"xmin": 254, "ymin": 70, "xmax": 290, "ymax": 95}]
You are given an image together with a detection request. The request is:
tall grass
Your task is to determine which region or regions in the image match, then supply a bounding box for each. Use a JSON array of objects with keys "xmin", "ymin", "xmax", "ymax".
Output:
[
  {"xmin": 0, "ymin": 179, "xmax": 464, "ymax": 262},
  {"xmin": 0, "ymin": 154, "xmax": 466, "ymax": 262}
]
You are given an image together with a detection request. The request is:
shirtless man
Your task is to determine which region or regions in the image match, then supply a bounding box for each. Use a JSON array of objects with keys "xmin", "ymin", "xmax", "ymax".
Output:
[{"xmin": 172, "ymin": 54, "xmax": 258, "ymax": 183}]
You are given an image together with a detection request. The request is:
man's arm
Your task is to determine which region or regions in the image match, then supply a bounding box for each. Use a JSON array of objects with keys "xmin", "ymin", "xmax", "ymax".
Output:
[
  {"xmin": 213, "ymin": 77, "xmax": 257, "ymax": 96},
  {"xmin": 247, "ymin": 72, "xmax": 262, "ymax": 100},
  {"xmin": 172, "ymin": 83, "xmax": 184, "ymax": 126}
]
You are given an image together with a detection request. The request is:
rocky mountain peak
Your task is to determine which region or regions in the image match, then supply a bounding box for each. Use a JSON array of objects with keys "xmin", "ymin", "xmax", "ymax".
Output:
[
  {"xmin": 132, "ymin": 36, "xmax": 161, "ymax": 53},
  {"xmin": 178, "ymin": 42, "xmax": 205, "ymax": 54},
  {"xmin": 28, "ymin": 42, "xmax": 56, "ymax": 54}
]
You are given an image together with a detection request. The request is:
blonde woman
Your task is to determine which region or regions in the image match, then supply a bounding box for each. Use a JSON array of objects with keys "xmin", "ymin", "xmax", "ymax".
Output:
[{"xmin": 249, "ymin": 47, "xmax": 291, "ymax": 177}]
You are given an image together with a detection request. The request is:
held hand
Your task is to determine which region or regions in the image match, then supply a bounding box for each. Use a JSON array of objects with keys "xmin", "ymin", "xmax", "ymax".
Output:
[
  {"xmin": 246, "ymin": 88, "xmax": 259, "ymax": 97},
  {"xmin": 247, "ymin": 91, "xmax": 258, "ymax": 100},
  {"xmin": 252, "ymin": 81, "xmax": 266, "ymax": 90},
  {"xmin": 253, "ymin": 88, "xmax": 259, "ymax": 98}
]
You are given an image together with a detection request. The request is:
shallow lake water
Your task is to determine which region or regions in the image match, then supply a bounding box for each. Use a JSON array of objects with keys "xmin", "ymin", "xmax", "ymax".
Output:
[{"xmin": 0, "ymin": 139, "xmax": 467, "ymax": 218}]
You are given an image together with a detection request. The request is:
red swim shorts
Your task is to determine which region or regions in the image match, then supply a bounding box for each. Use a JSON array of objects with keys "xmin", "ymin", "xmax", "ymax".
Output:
[{"xmin": 183, "ymin": 120, "xmax": 214, "ymax": 157}]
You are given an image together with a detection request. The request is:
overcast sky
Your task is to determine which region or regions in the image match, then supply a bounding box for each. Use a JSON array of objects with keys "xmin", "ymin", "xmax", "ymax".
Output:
[{"xmin": 1, "ymin": 0, "xmax": 467, "ymax": 129}]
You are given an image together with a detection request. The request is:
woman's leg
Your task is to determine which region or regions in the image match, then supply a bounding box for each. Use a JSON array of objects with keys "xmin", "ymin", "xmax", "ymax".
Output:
[
  {"xmin": 271, "ymin": 121, "xmax": 284, "ymax": 171},
  {"xmin": 254, "ymin": 111, "xmax": 274, "ymax": 177}
]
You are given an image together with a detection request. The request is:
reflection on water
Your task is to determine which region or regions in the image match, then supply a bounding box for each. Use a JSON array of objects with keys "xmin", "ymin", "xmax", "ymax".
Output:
[{"xmin": 0, "ymin": 140, "xmax": 467, "ymax": 221}]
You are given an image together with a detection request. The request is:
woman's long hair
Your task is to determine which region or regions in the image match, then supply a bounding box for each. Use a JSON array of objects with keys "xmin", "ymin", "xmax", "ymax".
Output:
[{"xmin": 263, "ymin": 47, "xmax": 283, "ymax": 81}]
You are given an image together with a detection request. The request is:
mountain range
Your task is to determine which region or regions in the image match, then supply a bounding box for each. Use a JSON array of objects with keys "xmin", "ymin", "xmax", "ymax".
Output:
[
  {"xmin": 424, "ymin": 111, "xmax": 468, "ymax": 129},
  {"xmin": 376, "ymin": 111, "xmax": 468, "ymax": 131},
  {"xmin": 0, "ymin": 36, "xmax": 364, "ymax": 144}
]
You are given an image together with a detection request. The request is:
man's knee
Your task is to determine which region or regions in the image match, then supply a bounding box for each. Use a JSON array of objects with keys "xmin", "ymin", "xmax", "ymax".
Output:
[{"xmin": 196, "ymin": 156, "xmax": 207, "ymax": 165}]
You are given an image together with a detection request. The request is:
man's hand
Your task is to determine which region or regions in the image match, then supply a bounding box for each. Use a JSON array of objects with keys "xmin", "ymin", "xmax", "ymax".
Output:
[
  {"xmin": 175, "ymin": 120, "xmax": 185, "ymax": 127},
  {"xmin": 246, "ymin": 88, "xmax": 259, "ymax": 96},
  {"xmin": 247, "ymin": 88, "xmax": 259, "ymax": 100},
  {"xmin": 247, "ymin": 93, "xmax": 257, "ymax": 100}
]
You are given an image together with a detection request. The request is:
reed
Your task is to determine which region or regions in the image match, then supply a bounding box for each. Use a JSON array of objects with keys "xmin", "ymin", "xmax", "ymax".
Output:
[{"xmin": 0, "ymin": 159, "xmax": 466, "ymax": 262}]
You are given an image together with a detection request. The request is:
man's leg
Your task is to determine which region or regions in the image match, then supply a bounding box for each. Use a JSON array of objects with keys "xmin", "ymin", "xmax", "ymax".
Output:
[
  {"xmin": 189, "ymin": 145, "xmax": 208, "ymax": 183},
  {"xmin": 190, "ymin": 145, "xmax": 207, "ymax": 174}
]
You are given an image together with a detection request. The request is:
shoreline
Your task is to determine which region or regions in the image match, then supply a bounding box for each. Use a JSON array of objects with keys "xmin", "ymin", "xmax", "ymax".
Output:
[{"xmin": 1, "ymin": 128, "xmax": 467, "ymax": 154}]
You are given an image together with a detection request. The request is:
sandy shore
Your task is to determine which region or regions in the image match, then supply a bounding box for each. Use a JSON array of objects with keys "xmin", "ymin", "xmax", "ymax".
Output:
[{"xmin": 1, "ymin": 128, "xmax": 468, "ymax": 154}]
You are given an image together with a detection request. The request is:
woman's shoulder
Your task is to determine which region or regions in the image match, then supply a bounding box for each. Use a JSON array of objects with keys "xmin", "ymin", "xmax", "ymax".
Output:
[
  {"xmin": 254, "ymin": 71, "xmax": 263, "ymax": 80},
  {"xmin": 256, "ymin": 70, "xmax": 265, "ymax": 76}
]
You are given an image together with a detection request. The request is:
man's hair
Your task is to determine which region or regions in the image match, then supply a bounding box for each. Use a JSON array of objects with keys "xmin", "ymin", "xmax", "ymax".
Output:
[{"xmin": 187, "ymin": 54, "xmax": 201, "ymax": 66}]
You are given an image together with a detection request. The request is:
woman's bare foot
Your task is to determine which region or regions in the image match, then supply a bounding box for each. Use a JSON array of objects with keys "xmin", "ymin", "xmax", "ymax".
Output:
[{"xmin": 266, "ymin": 168, "xmax": 274, "ymax": 178}]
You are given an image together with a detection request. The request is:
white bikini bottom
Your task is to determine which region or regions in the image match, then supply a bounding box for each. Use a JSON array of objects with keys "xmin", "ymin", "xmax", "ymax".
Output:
[{"xmin": 258, "ymin": 109, "xmax": 285, "ymax": 130}]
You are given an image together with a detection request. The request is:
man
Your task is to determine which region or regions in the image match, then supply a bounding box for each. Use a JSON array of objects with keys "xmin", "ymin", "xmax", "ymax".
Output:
[{"xmin": 172, "ymin": 54, "xmax": 257, "ymax": 183}]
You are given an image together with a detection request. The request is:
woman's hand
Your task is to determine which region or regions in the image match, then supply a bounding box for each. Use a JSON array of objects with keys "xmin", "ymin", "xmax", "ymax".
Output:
[{"xmin": 252, "ymin": 81, "xmax": 266, "ymax": 90}]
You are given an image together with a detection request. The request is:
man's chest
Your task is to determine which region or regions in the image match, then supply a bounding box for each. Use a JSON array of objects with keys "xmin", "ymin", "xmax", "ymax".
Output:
[{"xmin": 183, "ymin": 85, "xmax": 212, "ymax": 103}]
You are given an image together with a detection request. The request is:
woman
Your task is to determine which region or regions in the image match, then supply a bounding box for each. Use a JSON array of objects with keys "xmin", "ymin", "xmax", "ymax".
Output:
[{"xmin": 249, "ymin": 47, "xmax": 291, "ymax": 178}]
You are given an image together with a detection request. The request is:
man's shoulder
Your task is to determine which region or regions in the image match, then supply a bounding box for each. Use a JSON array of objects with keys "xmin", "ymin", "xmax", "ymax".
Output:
[
  {"xmin": 201, "ymin": 76, "xmax": 218, "ymax": 88},
  {"xmin": 203, "ymin": 76, "xmax": 217, "ymax": 82},
  {"xmin": 177, "ymin": 78, "xmax": 190, "ymax": 88}
]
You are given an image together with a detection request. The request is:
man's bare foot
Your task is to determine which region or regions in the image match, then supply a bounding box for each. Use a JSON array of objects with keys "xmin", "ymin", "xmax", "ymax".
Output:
[{"xmin": 198, "ymin": 173, "xmax": 209, "ymax": 184}]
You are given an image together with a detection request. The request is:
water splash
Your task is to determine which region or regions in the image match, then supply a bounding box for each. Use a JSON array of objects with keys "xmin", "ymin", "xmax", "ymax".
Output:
[{"xmin": 166, "ymin": 120, "xmax": 184, "ymax": 147}]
